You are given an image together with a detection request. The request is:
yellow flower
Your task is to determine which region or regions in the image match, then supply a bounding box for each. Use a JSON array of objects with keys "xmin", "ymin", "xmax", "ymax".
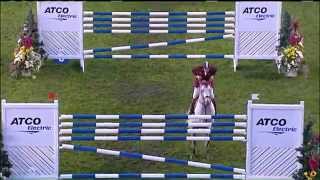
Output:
[{"xmin": 310, "ymin": 171, "xmax": 317, "ymax": 177}]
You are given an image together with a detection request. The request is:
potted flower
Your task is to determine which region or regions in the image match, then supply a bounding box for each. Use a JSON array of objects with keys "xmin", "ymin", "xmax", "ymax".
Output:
[
  {"xmin": 276, "ymin": 19, "xmax": 305, "ymax": 77},
  {"xmin": 277, "ymin": 43, "xmax": 304, "ymax": 77},
  {"xmin": 9, "ymin": 8, "xmax": 47, "ymax": 79}
]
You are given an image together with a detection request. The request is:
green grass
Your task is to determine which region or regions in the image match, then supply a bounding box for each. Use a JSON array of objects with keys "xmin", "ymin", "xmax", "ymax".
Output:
[{"xmin": 1, "ymin": 1, "xmax": 319, "ymax": 177}]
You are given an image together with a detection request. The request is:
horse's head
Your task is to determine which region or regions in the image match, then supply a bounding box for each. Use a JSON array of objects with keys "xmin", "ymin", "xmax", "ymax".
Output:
[{"xmin": 199, "ymin": 80, "xmax": 213, "ymax": 106}]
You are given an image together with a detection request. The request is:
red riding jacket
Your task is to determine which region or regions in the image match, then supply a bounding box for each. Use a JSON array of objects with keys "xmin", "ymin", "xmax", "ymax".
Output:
[{"xmin": 192, "ymin": 64, "xmax": 217, "ymax": 88}]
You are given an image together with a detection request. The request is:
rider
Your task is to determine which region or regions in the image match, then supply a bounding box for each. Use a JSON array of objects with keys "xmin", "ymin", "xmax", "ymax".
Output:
[{"xmin": 188, "ymin": 61, "xmax": 217, "ymax": 114}]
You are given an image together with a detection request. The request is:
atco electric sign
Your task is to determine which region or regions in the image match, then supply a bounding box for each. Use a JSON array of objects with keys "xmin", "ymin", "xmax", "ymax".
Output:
[
  {"xmin": 242, "ymin": 6, "xmax": 276, "ymax": 21},
  {"xmin": 43, "ymin": 6, "xmax": 78, "ymax": 21},
  {"xmin": 255, "ymin": 117, "xmax": 298, "ymax": 136}
]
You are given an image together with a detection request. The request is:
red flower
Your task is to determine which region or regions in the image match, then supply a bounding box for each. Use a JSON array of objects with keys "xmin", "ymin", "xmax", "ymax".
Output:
[
  {"xmin": 48, "ymin": 92, "xmax": 57, "ymax": 102},
  {"xmin": 22, "ymin": 36, "xmax": 33, "ymax": 48},
  {"xmin": 289, "ymin": 32, "xmax": 302, "ymax": 46},
  {"xmin": 308, "ymin": 155, "xmax": 319, "ymax": 171}
]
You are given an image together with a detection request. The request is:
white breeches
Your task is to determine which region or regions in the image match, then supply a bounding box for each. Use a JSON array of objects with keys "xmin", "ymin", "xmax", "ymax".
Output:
[{"xmin": 192, "ymin": 87, "xmax": 214, "ymax": 99}]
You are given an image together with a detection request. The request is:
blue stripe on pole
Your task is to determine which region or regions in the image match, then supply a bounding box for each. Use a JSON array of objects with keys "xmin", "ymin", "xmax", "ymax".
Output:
[
  {"xmin": 214, "ymin": 114, "xmax": 235, "ymax": 119},
  {"xmin": 73, "ymin": 122, "xmax": 97, "ymax": 127},
  {"xmin": 119, "ymin": 114, "xmax": 143, "ymax": 119},
  {"xmin": 73, "ymin": 144, "xmax": 97, "ymax": 152},
  {"xmin": 207, "ymin": 18, "xmax": 225, "ymax": 21},
  {"xmin": 169, "ymin": 12, "xmax": 187, "ymax": 16},
  {"xmin": 132, "ymin": 29, "xmax": 149, "ymax": 33},
  {"xmin": 205, "ymin": 36, "xmax": 224, "ymax": 41},
  {"xmin": 167, "ymin": 39, "xmax": 187, "ymax": 45},
  {"xmin": 72, "ymin": 129, "xmax": 95, "ymax": 133},
  {"xmin": 169, "ymin": 24, "xmax": 187, "ymax": 28},
  {"xmin": 73, "ymin": 114, "xmax": 96, "ymax": 119},
  {"xmin": 94, "ymin": 29, "xmax": 111, "ymax": 33},
  {"xmin": 212, "ymin": 129, "xmax": 234, "ymax": 133},
  {"xmin": 207, "ymin": 12, "xmax": 226, "ymax": 15},
  {"xmin": 212, "ymin": 136, "xmax": 233, "ymax": 141},
  {"xmin": 93, "ymin": 48, "xmax": 111, "ymax": 52},
  {"xmin": 93, "ymin": 12, "xmax": 112, "ymax": 16},
  {"xmin": 120, "ymin": 122, "xmax": 143, "ymax": 127},
  {"xmin": 94, "ymin": 55, "xmax": 112, "ymax": 58},
  {"xmin": 165, "ymin": 129, "xmax": 187, "ymax": 133},
  {"xmin": 168, "ymin": 54, "xmax": 187, "ymax": 58},
  {"xmin": 206, "ymin": 29, "xmax": 225, "ymax": 33},
  {"xmin": 132, "ymin": 54, "xmax": 149, "ymax": 58},
  {"xmin": 165, "ymin": 158, "xmax": 188, "ymax": 165},
  {"xmin": 212, "ymin": 174, "xmax": 234, "ymax": 178},
  {"xmin": 131, "ymin": 23, "xmax": 149, "ymax": 28},
  {"xmin": 93, "ymin": 24, "xmax": 112, "ymax": 28},
  {"xmin": 163, "ymin": 136, "xmax": 186, "ymax": 141},
  {"xmin": 120, "ymin": 151, "xmax": 142, "ymax": 159},
  {"xmin": 206, "ymin": 54, "xmax": 225, "ymax": 58},
  {"xmin": 119, "ymin": 173, "xmax": 141, "ymax": 178},
  {"xmin": 214, "ymin": 122, "xmax": 235, "ymax": 126},
  {"xmin": 72, "ymin": 174, "xmax": 95, "ymax": 178},
  {"xmin": 72, "ymin": 136, "xmax": 95, "ymax": 141},
  {"xmin": 206, "ymin": 23, "xmax": 225, "ymax": 27},
  {"xmin": 94, "ymin": 17, "xmax": 112, "ymax": 21},
  {"xmin": 119, "ymin": 129, "xmax": 139, "ymax": 133},
  {"xmin": 131, "ymin": 44, "xmax": 149, "ymax": 49},
  {"xmin": 211, "ymin": 164, "xmax": 234, "ymax": 172}
]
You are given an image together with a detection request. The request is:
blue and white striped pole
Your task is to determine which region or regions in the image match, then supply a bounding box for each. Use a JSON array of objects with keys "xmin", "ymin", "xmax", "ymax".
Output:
[
  {"xmin": 60, "ymin": 173, "xmax": 245, "ymax": 179},
  {"xmin": 83, "ymin": 17, "xmax": 235, "ymax": 23},
  {"xmin": 59, "ymin": 135, "xmax": 246, "ymax": 142},
  {"xmin": 60, "ymin": 144, "xmax": 246, "ymax": 174},
  {"xmin": 59, "ymin": 122, "xmax": 247, "ymax": 128},
  {"xmin": 60, "ymin": 113, "xmax": 247, "ymax": 120},
  {"xmin": 59, "ymin": 128, "xmax": 247, "ymax": 135},
  {"xmin": 84, "ymin": 35, "xmax": 234, "ymax": 55},
  {"xmin": 84, "ymin": 29, "xmax": 235, "ymax": 34},
  {"xmin": 83, "ymin": 11, "xmax": 236, "ymax": 17},
  {"xmin": 84, "ymin": 54, "xmax": 233, "ymax": 60},
  {"xmin": 83, "ymin": 23, "xmax": 235, "ymax": 28}
]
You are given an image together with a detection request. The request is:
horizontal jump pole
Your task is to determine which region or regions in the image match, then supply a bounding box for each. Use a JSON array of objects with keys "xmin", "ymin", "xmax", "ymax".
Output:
[
  {"xmin": 58, "ymin": 136, "xmax": 246, "ymax": 142},
  {"xmin": 84, "ymin": 35, "xmax": 234, "ymax": 55},
  {"xmin": 60, "ymin": 144, "xmax": 246, "ymax": 174},
  {"xmin": 84, "ymin": 54, "xmax": 234, "ymax": 59},
  {"xmin": 60, "ymin": 114, "xmax": 246, "ymax": 120},
  {"xmin": 60, "ymin": 173, "xmax": 244, "ymax": 179},
  {"xmin": 83, "ymin": 11, "xmax": 236, "ymax": 16},
  {"xmin": 59, "ymin": 122, "xmax": 247, "ymax": 128},
  {"xmin": 83, "ymin": 23, "xmax": 235, "ymax": 28},
  {"xmin": 83, "ymin": 17, "xmax": 236, "ymax": 23},
  {"xmin": 84, "ymin": 29, "xmax": 235, "ymax": 34},
  {"xmin": 59, "ymin": 128, "xmax": 247, "ymax": 135}
]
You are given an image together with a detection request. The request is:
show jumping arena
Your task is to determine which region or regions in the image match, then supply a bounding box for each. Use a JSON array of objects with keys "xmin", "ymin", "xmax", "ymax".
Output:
[
  {"xmin": 36, "ymin": 1, "xmax": 282, "ymax": 72},
  {"xmin": 2, "ymin": 99, "xmax": 304, "ymax": 180}
]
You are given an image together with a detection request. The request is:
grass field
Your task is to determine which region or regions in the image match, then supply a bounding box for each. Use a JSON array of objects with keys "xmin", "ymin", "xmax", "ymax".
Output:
[{"xmin": 1, "ymin": 1, "xmax": 319, "ymax": 178}]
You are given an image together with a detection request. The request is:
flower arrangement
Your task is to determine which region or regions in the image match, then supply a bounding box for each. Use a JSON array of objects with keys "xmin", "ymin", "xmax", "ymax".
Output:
[
  {"xmin": 293, "ymin": 122, "xmax": 319, "ymax": 180},
  {"xmin": 276, "ymin": 18, "xmax": 305, "ymax": 77},
  {"xmin": 9, "ymin": 9, "xmax": 47, "ymax": 79}
]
